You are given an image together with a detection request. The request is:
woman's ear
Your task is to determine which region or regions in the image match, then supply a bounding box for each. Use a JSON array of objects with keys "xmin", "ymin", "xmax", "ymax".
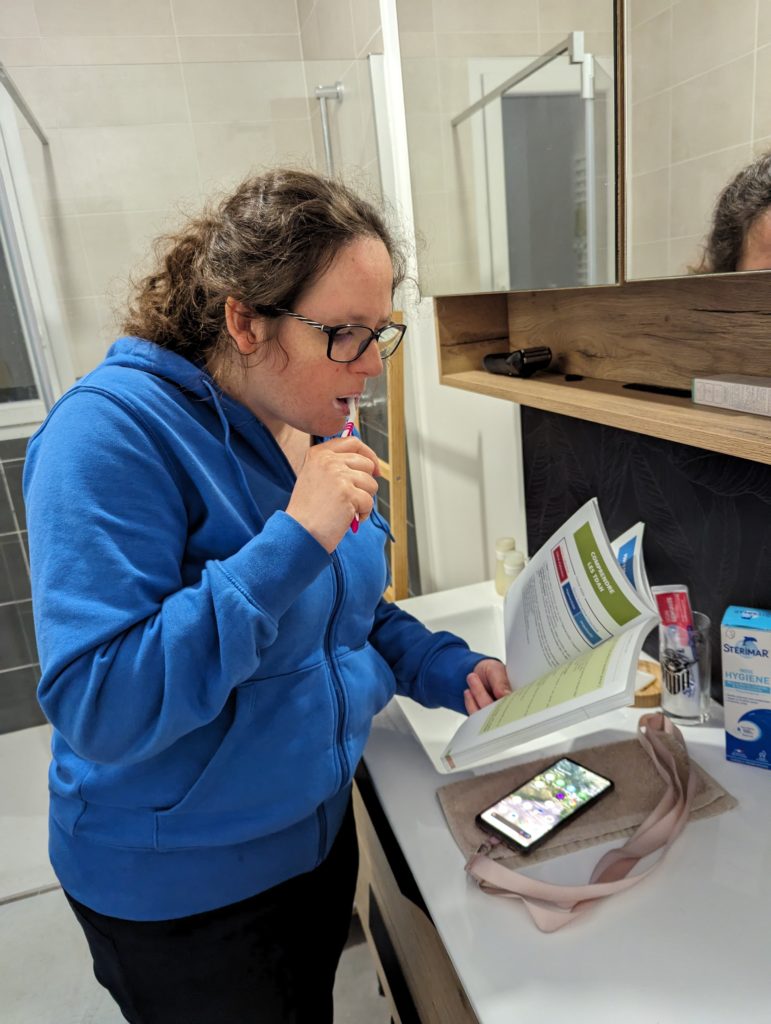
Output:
[{"xmin": 225, "ymin": 298, "xmax": 265, "ymax": 355}]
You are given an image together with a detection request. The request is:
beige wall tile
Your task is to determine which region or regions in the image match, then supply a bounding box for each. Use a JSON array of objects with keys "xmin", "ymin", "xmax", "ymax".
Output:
[
  {"xmin": 177, "ymin": 34, "xmax": 302, "ymax": 62},
  {"xmin": 193, "ymin": 121, "xmax": 280, "ymax": 191},
  {"xmin": 94, "ymin": 296, "xmax": 124, "ymax": 361},
  {"xmin": 0, "ymin": 37, "xmax": 45, "ymax": 66},
  {"xmin": 437, "ymin": 58, "xmax": 472, "ymax": 118},
  {"xmin": 78, "ymin": 209, "xmax": 171, "ymax": 299},
  {"xmin": 60, "ymin": 123, "xmax": 199, "ymax": 215},
  {"xmin": 171, "ymin": 0, "xmax": 298, "ymax": 36},
  {"xmin": 759, "ymin": 3, "xmax": 771, "ymax": 46},
  {"xmin": 0, "ymin": 0, "xmax": 39, "ymax": 36},
  {"xmin": 352, "ymin": 0, "xmax": 381, "ymax": 57},
  {"xmin": 671, "ymin": 54, "xmax": 754, "ymax": 163},
  {"xmin": 299, "ymin": 6, "xmax": 322, "ymax": 63},
  {"xmin": 629, "ymin": 167, "xmax": 669, "ymax": 245},
  {"xmin": 19, "ymin": 128, "xmax": 80, "ymax": 218},
  {"xmin": 52, "ymin": 64, "xmax": 188, "ymax": 129},
  {"xmin": 41, "ymin": 36, "xmax": 179, "ymax": 65},
  {"xmin": 342, "ymin": 60, "xmax": 379, "ymax": 168},
  {"xmin": 270, "ymin": 117, "xmax": 316, "ymax": 166},
  {"xmin": 423, "ymin": 260, "xmax": 481, "ymax": 295},
  {"xmin": 628, "ymin": 8, "xmax": 671, "ymax": 103},
  {"xmin": 183, "ymin": 61, "xmax": 309, "ymax": 122},
  {"xmin": 395, "ymin": 0, "xmax": 434, "ymax": 34},
  {"xmin": 627, "ymin": 240, "xmax": 668, "ymax": 279},
  {"xmin": 401, "ymin": 58, "xmax": 440, "ymax": 115},
  {"xmin": 669, "ymin": 143, "xmax": 751, "ymax": 239},
  {"xmin": 6, "ymin": 68, "xmax": 59, "ymax": 127},
  {"xmin": 671, "ymin": 0, "xmax": 756, "ymax": 87},
  {"xmin": 61, "ymin": 297, "xmax": 106, "ymax": 377},
  {"xmin": 754, "ymin": 44, "xmax": 771, "ymax": 140},
  {"xmin": 537, "ymin": 0, "xmax": 614, "ymax": 35},
  {"xmin": 40, "ymin": 214, "xmax": 94, "ymax": 298},
  {"xmin": 34, "ymin": 0, "xmax": 173, "ymax": 37},
  {"xmin": 435, "ymin": 32, "xmax": 541, "ymax": 57},
  {"xmin": 300, "ymin": 0, "xmax": 357, "ymax": 60},
  {"xmin": 297, "ymin": 0, "xmax": 317, "ymax": 29},
  {"xmin": 406, "ymin": 113, "xmax": 446, "ymax": 194},
  {"xmin": 630, "ymin": 90, "xmax": 670, "ymax": 176},
  {"xmin": 431, "ymin": 0, "xmax": 537, "ymax": 34},
  {"xmin": 668, "ymin": 234, "xmax": 704, "ymax": 276},
  {"xmin": 627, "ymin": 0, "xmax": 672, "ymax": 30},
  {"xmin": 399, "ymin": 32, "xmax": 436, "ymax": 58},
  {"xmin": 753, "ymin": 134, "xmax": 771, "ymax": 155}
]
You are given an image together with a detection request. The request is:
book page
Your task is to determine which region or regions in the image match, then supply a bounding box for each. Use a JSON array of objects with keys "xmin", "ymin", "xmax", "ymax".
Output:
[
  {"xmin": 611, "ymin": 522, "xmax": 654, "ymax": 607},
  {"xmin": 441, "ymin": 621, "xmax": 652, "ymax": 769},
  {"xmin": 481, "ymin": 639, "xmax": 616, "ymax": 733},
  {"xmin": 503, "ymin": 499, "xmax": 657, "ymax": 688}
]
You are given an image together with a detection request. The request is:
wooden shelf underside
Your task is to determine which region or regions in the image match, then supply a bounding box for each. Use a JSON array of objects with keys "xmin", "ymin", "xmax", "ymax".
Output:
[{"xmin": 441, "ymin": 370, "xmax": 771, "ymax": 466}]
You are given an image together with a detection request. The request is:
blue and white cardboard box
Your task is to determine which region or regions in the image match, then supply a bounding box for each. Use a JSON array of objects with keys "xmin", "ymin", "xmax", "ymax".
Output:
[{"xmin": 722, "ymin": 606, "xmax": 771, "ymax": 770}]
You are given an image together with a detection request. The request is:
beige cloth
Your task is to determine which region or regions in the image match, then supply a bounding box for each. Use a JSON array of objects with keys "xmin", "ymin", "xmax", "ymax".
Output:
[{"xmin": 437, "ymin": 734, "xmax": 737, "ymax": 869}]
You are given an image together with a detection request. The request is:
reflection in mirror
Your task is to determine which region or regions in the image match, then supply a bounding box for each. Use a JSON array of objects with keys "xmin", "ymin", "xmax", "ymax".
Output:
[
  {"xmin": 626, "ymin": 0, "xmax": 771, "ymax": 280},
  {"xmin": 396, "ymin": 0, "xmax": 616, "ymax": 296}
]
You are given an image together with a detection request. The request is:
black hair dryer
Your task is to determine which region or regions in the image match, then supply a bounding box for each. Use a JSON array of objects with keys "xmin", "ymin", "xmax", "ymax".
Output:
[{"xmin": 483, "ymin": 346, "xmax": 552, "ymax": 379}]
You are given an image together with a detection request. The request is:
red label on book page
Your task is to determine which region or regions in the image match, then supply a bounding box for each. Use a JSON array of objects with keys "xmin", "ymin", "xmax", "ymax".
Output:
[{"xmin": 552, "ymin": 544, "xmax": 568, "ymax": 582}]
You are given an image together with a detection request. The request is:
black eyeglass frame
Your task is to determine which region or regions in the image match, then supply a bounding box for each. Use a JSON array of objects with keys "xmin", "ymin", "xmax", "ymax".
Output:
[{"xmin": 271, "ymin": 306, "xmax": 406, "ymax": 364}]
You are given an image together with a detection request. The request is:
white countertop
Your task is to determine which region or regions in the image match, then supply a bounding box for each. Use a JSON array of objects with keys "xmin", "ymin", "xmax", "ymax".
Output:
[{"xmin": 364, "ymin": 581, "xmax": 771, "ymax": 1024}]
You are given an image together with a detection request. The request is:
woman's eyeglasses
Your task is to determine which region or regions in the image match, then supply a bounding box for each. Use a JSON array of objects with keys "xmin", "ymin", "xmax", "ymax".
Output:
[{"xmin": 271, "ymin": 307, "xmax": 406, "ymax": 364}]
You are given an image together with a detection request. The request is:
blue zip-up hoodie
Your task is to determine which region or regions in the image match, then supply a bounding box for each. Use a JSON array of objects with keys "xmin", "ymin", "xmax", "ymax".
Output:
[{"xmin": 24, "ymin": 338, "xmax": 485, "ymax": 921}]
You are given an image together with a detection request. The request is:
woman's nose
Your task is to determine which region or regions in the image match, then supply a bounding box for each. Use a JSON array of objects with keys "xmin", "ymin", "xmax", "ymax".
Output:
[{"xmin": 355, "ymin": 339, "xmax": 384, "ymax": 377}]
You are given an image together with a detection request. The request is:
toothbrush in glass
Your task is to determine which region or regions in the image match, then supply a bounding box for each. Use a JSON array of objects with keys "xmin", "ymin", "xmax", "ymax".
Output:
[{"xmin": 341, "ymin": 397, "xmax": 359, "ymax": 533}]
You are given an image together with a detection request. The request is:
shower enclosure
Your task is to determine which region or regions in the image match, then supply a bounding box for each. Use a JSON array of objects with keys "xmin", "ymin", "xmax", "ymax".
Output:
[
  {"xmin": 0, "ymin": 67, "xmax": 74, "ymax": 739},
  {"xmin": 453, "ymin": 33, "xmax": 616, "ymax": 293}
]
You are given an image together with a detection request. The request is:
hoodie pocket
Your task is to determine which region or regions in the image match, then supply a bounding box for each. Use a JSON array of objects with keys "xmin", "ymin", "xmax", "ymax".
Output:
[{"xmin": 154, "ymin": 662, "xmax": 338, "ymax": 850}]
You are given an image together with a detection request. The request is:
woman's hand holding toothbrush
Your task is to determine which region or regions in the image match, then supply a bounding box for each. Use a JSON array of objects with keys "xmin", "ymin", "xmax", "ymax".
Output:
[{"xmin": 285, "ymin": 435, "xmax": 379, "ymax": 553}]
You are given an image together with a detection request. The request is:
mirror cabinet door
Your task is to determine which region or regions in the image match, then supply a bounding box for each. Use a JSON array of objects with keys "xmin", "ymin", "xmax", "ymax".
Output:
[
  {"xmin": 396, "ymin": 0, "xmax": 617, "ymax": 297},
  {"xmin": 626, "ymin": 0, "xmax": 771, "ymax": 280}
]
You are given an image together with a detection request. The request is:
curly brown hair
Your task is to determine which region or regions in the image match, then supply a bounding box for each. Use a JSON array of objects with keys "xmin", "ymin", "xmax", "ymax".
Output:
[
  {"xmin": 697, "ymin": 151, "xmax": 771, "ymax": 272},
  {"xmin": 122, "ymin": 169, "xmax": 405, "ymax": 373}
]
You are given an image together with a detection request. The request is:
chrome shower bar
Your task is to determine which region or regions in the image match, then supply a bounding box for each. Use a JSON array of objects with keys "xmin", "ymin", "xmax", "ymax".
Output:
[
  {"xmin": 451, "ymin": 31, "xmax": 586, "ymax": 128},
  {"xmin": 314, "ymin": 81, "xmax": 343, "ymax": 175},
  {"xmin": 0, "ymin": 63, "xmax": 48, "ymax": 146}
]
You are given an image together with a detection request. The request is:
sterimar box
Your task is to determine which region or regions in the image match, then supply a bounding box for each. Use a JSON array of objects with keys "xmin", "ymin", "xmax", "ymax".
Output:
[{"xmin": 722, "ymin": 606, "xmax": 771, "ymax": 770}]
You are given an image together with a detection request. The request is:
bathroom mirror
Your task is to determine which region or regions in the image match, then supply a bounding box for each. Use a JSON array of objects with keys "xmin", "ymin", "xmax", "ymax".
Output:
[
  {"xmin": 626, "ymin": 0, "xmax": 771, "ymax": 280},
  {"xmin": 396, "ymin": 0, "xmax": 617, "ymax": 297}
]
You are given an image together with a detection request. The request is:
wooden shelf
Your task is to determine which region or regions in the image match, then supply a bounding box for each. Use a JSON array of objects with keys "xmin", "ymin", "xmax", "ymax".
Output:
[{"xmin": 441, "ymin": 370, "xmax": 771, "ymax": 465}]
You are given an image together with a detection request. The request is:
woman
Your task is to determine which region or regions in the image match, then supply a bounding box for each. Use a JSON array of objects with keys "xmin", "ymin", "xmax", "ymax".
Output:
[
  {"xmin": 699, "ymin": 150, "xmax": 771, "ymax": 272},
  {"xmin": 24, "ymin": 169, "xmax": 509, "ymax": 1024}
]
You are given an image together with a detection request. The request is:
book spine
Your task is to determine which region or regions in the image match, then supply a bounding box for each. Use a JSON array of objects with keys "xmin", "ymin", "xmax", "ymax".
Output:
[{"xmin": 692, "ymin": 378, "xmax": 771, "ymax": 418}]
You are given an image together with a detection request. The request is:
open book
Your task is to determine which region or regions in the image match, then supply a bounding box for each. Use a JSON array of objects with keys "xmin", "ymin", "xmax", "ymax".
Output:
[{"xmin": 441, "ymin": 499, "xmax": 660, "ymax": 770}]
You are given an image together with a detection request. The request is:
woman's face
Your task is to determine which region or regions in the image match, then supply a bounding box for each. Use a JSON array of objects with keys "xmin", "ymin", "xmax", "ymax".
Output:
[
  {"xmin": 227, "ymin": 235, "xmax": 393, "ymax": 439},
  {"xmin": 737, "ymin": 207, "xmax": 771, "ymax": 271}
]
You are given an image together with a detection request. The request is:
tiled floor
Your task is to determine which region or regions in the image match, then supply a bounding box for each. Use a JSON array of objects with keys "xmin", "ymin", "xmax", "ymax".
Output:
[{"xmin": 0, "ymin": 726, "xmax": 390, "ymax": 1023}]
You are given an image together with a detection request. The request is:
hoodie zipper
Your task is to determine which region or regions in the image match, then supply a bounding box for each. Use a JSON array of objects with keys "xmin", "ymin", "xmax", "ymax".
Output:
[
  {"xmin": 324, "ymin": 555, "xmax": 350, "ymax": 781},
  {"xmin": 235, "ymin": 416, "xmax": 350, "ymax": 865}
]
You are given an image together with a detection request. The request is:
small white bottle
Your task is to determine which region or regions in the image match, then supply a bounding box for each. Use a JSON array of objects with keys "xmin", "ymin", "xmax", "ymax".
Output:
[
  {"xmin": 494, "ymin": 537, "xmax": 517, "ymax": 595},
  {"xmin": 502, "ymin": 550, "xmax": 526, "ymax": 595}
]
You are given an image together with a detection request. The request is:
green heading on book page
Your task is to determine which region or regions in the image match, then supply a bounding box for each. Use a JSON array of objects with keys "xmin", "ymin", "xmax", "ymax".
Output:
[{"xmin": 573, "ymin": 522, "xmax": 639, "ymax": 626}]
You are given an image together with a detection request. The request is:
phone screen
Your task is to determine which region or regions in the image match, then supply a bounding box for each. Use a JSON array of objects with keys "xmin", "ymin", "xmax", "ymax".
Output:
[{"xmin": 478, "ymin": 758, "xmax": 613, "ymax": 851}]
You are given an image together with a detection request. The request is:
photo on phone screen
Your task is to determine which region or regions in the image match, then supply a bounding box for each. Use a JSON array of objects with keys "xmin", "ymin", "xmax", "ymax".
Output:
[{"xmin": 476, "ymin": 758, "xmax": 614, "ymax": 853}]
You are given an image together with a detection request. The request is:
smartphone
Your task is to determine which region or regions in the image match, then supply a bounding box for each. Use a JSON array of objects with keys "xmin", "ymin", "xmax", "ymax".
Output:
[{"xmin": 476, "ymin": 757, "xmax": 614, "ymax": 854}]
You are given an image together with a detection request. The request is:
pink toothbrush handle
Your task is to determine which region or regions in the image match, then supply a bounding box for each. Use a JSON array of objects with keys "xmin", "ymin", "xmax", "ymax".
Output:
[{"xmin": 341, "ymin": 420, "xmax": 360, "ymax": 533}]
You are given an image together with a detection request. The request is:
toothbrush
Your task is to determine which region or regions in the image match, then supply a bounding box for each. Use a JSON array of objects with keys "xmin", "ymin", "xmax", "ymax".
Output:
[{"xmin": 341, "ymin": 397, "xmax": 359, "ymax": 533}]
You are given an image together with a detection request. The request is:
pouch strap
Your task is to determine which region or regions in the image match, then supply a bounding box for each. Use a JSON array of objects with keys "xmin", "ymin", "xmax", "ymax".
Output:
[{"xmin": 464, "ymin": 712, "xmax": 697, "ymax": 932}]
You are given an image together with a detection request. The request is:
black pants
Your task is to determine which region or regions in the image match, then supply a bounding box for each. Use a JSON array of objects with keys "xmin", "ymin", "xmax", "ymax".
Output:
[{"xmin": 65, "ymin": 803, "xmax": 359, "ymax": 1024}]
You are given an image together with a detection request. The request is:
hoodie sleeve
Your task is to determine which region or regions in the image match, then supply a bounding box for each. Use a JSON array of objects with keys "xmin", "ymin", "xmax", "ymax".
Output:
[
  {"xmin": 24, "ymin": 389, "xmax": 330, "ymax": 766},
  {"xmin": 368, "ymin": 598, "xmax": 489, "ymax": 714}
]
